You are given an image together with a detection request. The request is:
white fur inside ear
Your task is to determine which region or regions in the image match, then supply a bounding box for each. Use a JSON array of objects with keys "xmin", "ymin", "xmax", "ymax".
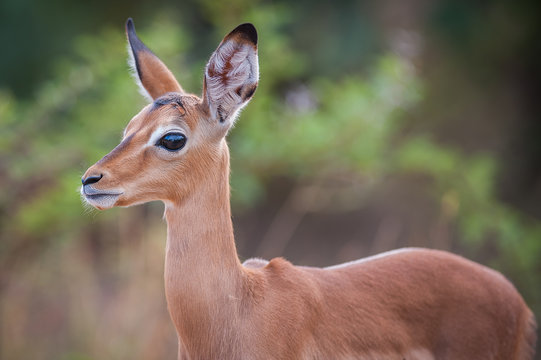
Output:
[
  {"xmin": 127, "ymin": 43, "xmax": 153, "ymax": 102},
  {"xmin": 205, "ymin": 41, "xmax": 258, "ymax": 125}
]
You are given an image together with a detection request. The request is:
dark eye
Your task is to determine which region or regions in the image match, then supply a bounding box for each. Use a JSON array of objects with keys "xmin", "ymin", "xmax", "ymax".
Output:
[{"xmin": 157, "ymin": 132, "xmax": 187, "ymax": 151}]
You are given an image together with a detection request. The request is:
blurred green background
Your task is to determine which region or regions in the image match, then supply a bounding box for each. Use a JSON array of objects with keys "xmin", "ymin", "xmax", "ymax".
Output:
[{"xmin": 1, "ymin": 0, "xmax": 540, "ymax": 358}]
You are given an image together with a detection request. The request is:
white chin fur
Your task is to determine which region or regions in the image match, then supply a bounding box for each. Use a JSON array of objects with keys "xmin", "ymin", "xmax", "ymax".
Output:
[
  {"xmin": 80, "ymin": 187, "xmax": 121, "ymax": 210},
  {"xmin": 84, "ymin": 194, "xmax": 120, "ymax": 210}
]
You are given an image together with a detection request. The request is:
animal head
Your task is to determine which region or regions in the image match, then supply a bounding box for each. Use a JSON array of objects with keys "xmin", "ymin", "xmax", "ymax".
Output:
[{"xmin": 81, "ymin": 19, "xmax": 258, "ymax": 210}]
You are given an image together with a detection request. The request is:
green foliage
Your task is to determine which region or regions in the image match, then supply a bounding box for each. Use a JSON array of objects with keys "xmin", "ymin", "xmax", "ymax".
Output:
[
  {"xmin": 230, "ymin": 56, "xmax": 421, "ymax": 199},
  {"xmin": 0, "ymin": 18, "xmax": 187, "ymax": 268}
]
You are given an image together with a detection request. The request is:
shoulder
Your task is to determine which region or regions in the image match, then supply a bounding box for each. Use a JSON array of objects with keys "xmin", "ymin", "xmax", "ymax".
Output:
[{"xmin": 242, "ymin": 257, "xmax": 269, "ymax": 268}]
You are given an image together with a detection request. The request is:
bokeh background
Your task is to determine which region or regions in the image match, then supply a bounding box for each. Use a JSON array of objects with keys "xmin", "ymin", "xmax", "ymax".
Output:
[{"xmin": 1, "ymin": 0, "xmax": 540, "ymax": 358}]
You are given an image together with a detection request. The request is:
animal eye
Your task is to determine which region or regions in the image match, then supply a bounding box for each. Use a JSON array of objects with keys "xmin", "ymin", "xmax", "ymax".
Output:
[{"xmin": 157, "ymin": 132, "xmax": 187, "ymax": 151}]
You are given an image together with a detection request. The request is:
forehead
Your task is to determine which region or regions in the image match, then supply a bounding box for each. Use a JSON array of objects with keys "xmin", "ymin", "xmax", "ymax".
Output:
[
  {"xmin": 151, "ymin": 92, "xmax": 185, "ymax": 110},
  {"xmin": 124, "ymin": 93, "xmax": 201, "ymax": 135}
]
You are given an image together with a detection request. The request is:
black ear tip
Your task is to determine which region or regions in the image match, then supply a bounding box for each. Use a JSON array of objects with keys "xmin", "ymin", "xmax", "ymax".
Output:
[
  {"xmin": 232, "ymin": 23, "xmax": 258, "ymax": 45},
  {"xmin": 126, "ymin": 18, "xmax": 135, "ymax": 35},
  {"xmin": 125, "ymin": 17, "xmax": 152, "ymax": 56}
]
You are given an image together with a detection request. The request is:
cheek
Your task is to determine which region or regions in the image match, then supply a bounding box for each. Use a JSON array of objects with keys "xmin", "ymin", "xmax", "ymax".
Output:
[
  {"xmin": 135, "ymin": 154, "xmax": 190, "ymax": 199},
  {"xmin": 108, "ymin": 144, "xmax": 194, "ymax": 203},
  {"xmin": 116, "ymin": 149, "xmax": 150, "ymax": 182}
]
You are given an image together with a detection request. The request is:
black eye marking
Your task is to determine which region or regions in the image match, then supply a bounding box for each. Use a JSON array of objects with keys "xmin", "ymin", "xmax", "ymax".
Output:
[
  {"xmin": 151, "ymin": 93, "xmax": 185, "ymax": 113},
  {"xmin": 156, "ymin": 132, "xmax": 187, "ymax": 151}
]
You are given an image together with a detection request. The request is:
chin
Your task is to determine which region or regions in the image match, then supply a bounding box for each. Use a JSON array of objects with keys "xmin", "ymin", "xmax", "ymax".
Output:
[
  {"xmin": 80, "ymin": 187, "xmax": 122, "ymax": 210},
  {"xmin": 84, "ymin": 194, "xmax": 120, "ymax": 210}
]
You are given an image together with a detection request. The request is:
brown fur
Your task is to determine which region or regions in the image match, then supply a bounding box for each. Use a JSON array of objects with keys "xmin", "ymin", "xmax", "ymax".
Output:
[
  {"xmin": 126, "ymin": 18, "xmax": 183, "ymax": 99},
  {"xmin": 82, "ymin": 21, "xmax": 537, "ymax": 359}
]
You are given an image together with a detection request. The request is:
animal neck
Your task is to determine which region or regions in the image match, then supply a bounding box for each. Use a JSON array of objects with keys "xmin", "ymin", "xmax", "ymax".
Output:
[{"xmin": 163, "ymin": 140, "xmax": 245, "ymax": 356}]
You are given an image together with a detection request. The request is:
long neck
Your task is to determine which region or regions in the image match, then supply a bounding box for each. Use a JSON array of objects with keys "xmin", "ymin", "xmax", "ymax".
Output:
[{"xmin": 163, "ymin": 140, "xmax": 245, "ymax": 356}]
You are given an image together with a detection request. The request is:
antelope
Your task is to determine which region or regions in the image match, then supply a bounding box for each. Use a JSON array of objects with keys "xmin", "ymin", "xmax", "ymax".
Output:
[{"xmin": 81, "ymin": 19, "xmax": 537, "ymax": 359}]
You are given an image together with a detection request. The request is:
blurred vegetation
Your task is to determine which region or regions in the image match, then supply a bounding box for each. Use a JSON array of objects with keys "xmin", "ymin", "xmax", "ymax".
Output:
[{"xmin": 1, "ymin": 0, "xmax": 540, "ymax": 359}]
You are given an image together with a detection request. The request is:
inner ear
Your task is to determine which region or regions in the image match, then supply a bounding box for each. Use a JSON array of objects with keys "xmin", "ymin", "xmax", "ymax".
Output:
[
  {"xmin": 203, "ymin": 23, "xmax": 259, "ymax": 128},
  {"xmin": 236, "ymin": 84, "xmax": 257, "ymax": 102},
  {"xmin": 126, "ymin": 18, "xmax": 184, "ymax": 101}
]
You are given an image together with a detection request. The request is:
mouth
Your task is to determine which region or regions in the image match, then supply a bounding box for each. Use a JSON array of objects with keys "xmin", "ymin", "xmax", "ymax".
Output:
[{"xmin": 81, "ymin": 185, "xmax": 123, "ymax": 210}]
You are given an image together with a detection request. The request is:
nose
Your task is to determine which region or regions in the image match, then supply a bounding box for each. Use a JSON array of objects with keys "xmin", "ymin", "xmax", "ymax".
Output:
[{"xmin": 82, "ymin": 174, "xmax": 103, "ymax": 186}]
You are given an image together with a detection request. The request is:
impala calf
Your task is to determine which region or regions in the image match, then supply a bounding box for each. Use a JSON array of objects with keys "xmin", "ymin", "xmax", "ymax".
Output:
[{"xmin": 81, "ymin": 19, "xmax": 537, "ymax": 359}]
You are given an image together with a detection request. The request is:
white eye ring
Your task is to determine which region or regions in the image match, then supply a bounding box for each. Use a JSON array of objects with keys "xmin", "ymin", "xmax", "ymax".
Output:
[{"xmin": 146, "ymin": 125, "xmax": 188, "ymax": 148}]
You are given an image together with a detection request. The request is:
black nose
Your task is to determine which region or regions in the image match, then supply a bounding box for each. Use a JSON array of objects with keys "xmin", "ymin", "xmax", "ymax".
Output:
[{"xmin": 82, "ymin": 174, "xmax": 103, "ymax": 186}]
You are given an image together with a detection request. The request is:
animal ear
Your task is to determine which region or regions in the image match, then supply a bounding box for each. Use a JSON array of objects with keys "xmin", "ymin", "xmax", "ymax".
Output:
[
  {"xmin": 202, "ymin": 23, "xmax": 259, "ymax": 130},
  {"xmin": 126, "ymin": 18, "xmax": 183, "ymax": 101}
]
